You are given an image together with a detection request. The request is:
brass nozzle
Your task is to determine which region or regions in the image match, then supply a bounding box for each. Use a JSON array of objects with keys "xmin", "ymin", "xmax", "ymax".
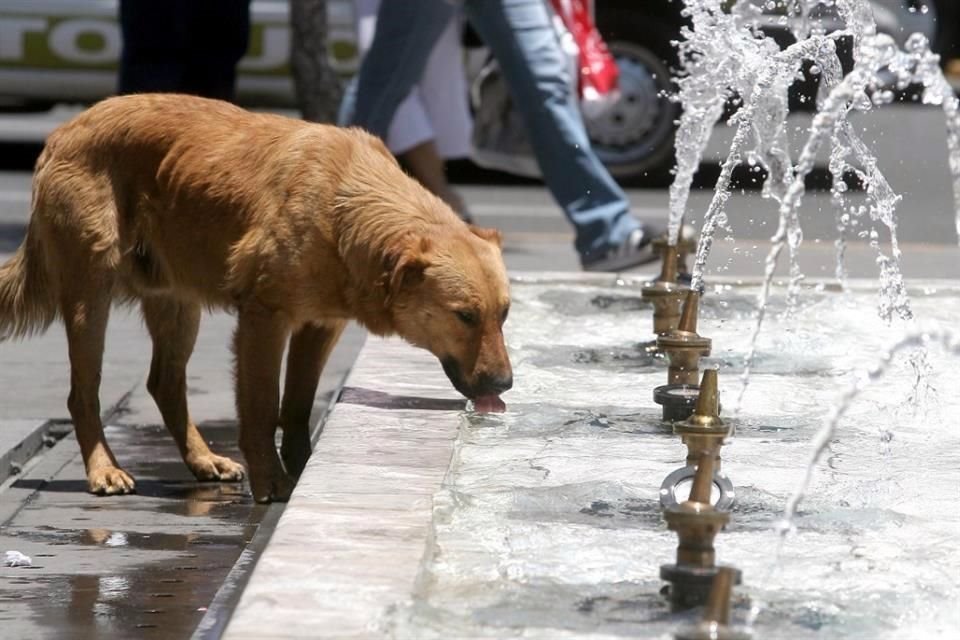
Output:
[
  {"xmin": 663, "ymin": 450, "xmax": 729, "ymax": 568},
  {"xmin": 656, "ymin": 290, "xmax": 711, "ymax": 385},
  {"xmin": 657, "ymin": 244, "xmax": 680, "ymax": 285},
  {"xmin": 673, "ymin": 565, "xmax": 750, "ymax": 638},
  {"xmin": 675, "ymin": 369, "xmax": 729, "ymax": 470},
  {"xmin": 642, "ymin": 245, "xmax": 689, "ymax": 337},
  {"xmin": 687, "ymin": 449, "xmax": 716, "ymax": 506},
  {"xmin": 678, "ymin": 289, "xmax": 701, "ymax": 335},
  {"xmin": 661, "ymin": 450, "xmax": 741, "ymax": 614},
  {"xmin": 703, "ymin": 567, "xmax": 736, "ymax": 626},
  {"xmin": 694, "ymin": 369, "xmax": 719, "ymax": 420}
]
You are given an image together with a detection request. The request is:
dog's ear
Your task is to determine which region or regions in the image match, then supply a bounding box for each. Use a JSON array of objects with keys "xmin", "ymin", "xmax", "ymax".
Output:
[
  {"xmin": 469, "ymin": 225, "xmax": 502, "ymax": 248},
  {"xmin": 383, "ymin": 234, "xmax": 432, "ymax": 306}
]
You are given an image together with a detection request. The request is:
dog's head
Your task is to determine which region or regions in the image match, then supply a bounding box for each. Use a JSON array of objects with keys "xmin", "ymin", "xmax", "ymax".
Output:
[{"xmin": 383, "ymin": 225, "xmax": 512, "ymax": 401}]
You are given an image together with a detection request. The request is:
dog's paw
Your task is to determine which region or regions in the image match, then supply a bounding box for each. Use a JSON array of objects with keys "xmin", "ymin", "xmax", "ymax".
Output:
[
  {"xmin": 249, "ymin": 471, "xmax": 296, "ymax": 504},
  {"xmin": 187, "ymin": 453, "xmax": 246, "ymax": 482},
  {"xmin": 87, "ymin": 466, "xmax": 136, "ymax": 495}
]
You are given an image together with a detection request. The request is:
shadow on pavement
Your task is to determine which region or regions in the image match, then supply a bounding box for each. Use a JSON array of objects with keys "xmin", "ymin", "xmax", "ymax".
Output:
[{"xmin": 340, "ymin": 386, "xmax": 466, "ymax": 411}]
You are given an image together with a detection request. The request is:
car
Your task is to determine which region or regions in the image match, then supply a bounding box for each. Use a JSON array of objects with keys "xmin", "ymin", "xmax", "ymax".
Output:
[{"xmin": 0, "ymin": 0, "xmax": 940, "ymax": 180}]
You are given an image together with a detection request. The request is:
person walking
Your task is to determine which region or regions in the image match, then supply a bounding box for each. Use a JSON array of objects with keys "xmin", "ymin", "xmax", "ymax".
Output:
[
  {"xmin": 348, "ymin": 0, "xmax": 666, "ymax": 271},
  {"xmin": 340, "ymin": 0, "xmax": 474, "ymax": 221}
]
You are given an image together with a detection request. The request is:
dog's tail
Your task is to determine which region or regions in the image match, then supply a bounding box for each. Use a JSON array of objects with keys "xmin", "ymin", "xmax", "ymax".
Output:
[{"xmin": 0, "ymin": 227, "xmax": 57, "ymax": 341}]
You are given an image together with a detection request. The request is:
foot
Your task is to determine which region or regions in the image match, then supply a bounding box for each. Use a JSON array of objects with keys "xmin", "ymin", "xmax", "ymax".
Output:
[
  {"xmin": 581, "ymin": 225, "xmax": 663, "ymax": 272},
  {"xmin": 186, "ymin": 452, "xmax": 246, "ymax": 482},
  {"xmin": 87, "ymin": 466, "xmax": 136, "ymax": 495},
  {"xmin": 249, "ymin": 468, "xmax": 296, "ymax": 503}
]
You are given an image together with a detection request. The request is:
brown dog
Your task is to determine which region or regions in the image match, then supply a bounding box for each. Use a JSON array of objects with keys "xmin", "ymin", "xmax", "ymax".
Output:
[{"xmin": 0, "ymin": 94, "xmax": 512, "ymax": 502}]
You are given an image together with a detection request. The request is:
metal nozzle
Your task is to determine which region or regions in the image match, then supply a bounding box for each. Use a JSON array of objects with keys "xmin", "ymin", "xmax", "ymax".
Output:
[
  {"xmin": 661, "ymin": 451, "xmax": 741, "ymax": 616},
  {"xmin": 674, "ymin": 369, "xmax": 730, "ymax": 475},
  {"xmin": 678, "ymin": 289, "xmax": 701, "ymax": 335},
  {"xmin": 642, "ymin": 244, "xmax": 688, "ymax": 337},
  {"xmin": 703, "ymin": 567, "xmax": 736, "ymax": 626},
  {"xmin": 693, "ymin": 369, "xmax": 719, "ymax": 421},
  {"xmin": 653, "ymin": 231, "xmax": 696, "ymax": 277},
  {"xmin": 656, "ymin": 290, "xmax": 711, "ymax": 386},
  {"xmin": 688, "ymin": 450, "xmax": 716, "ymax": 506},
  {"xmin": 673, "ymin": 567, "xmax": 751, "ymax": 639},
  {"xmin": 658, "ymin": 244, "xmax": 680, "ymax": 285}
]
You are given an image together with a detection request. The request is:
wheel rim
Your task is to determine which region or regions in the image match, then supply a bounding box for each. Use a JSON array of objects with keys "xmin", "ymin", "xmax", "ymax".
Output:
[{"xmin": 584, "ymin": 41, "xmax": 678, "ymax": 172}]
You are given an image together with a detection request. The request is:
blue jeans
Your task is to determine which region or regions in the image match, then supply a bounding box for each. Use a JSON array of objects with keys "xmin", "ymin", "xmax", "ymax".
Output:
[{"xmin": 346, "ymin": 0, "xmax": 640, "ymax": 259}]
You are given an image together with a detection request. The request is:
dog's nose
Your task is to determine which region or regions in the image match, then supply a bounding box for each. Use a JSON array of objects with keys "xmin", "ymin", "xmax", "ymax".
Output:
[{"xmin": 478, "ymin": 373, "xmax": 513, "ymax": 394}]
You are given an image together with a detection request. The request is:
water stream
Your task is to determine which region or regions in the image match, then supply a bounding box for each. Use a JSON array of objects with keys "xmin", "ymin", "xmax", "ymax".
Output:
[{"xmin": 670, "ymin": 1, "xmax": 960, "ymax": 412}]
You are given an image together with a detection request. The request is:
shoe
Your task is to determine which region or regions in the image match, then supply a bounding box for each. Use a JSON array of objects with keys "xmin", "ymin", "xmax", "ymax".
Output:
[{"xmin": 581, "ymin": 225, "xmax": 663, "ymax": 272}]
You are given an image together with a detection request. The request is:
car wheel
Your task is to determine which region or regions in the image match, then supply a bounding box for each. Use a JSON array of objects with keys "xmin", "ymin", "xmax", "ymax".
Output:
[{"xmin": 587, "ymin": 16, "xmax": 681, "ymax": 185}]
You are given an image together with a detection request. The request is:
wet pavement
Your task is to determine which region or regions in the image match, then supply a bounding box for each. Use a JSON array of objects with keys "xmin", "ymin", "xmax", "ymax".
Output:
[
  {"xmin": 0, "ymin": 419, "xmax": 266, "ymax": 639},
  {"xmin": 0, "ymin": 307, "xmax": 365, "ymax": 640}
]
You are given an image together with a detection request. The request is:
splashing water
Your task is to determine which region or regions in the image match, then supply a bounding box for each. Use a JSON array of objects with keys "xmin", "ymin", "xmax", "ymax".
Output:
[
  {"xmin": 735, "ymin": 28, "xmax": 960, "ymax": 410},
  {"xmin": 742, "ymin": 327, "xmax": 960, "ymax": 630},
  {"xmin": 671, "ymin": 1, "xmax": 960, "ymax": 412},
  {"xmin": 781, "ymin": 328, "xmax": 958, "ymax": 532}
]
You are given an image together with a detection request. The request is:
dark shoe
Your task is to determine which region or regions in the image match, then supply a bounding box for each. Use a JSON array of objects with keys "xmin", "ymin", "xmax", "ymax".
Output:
[{"xmin": 581, "ymin": 226, "xmax": 662, "ymax": 272}]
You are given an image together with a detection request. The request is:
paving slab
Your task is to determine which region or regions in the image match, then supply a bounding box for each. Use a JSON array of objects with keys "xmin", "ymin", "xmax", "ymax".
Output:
[{"xmin": 223, "ymin": 337, "xmax": 466, "ymax": 640}]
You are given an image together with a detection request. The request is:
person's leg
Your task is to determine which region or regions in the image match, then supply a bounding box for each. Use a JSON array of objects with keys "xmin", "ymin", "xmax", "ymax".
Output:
[
  {"xmin": 118, "ymin": 0, "xmax": 189, "ymax": 94},
  {"xmin": 398, "ymin": 141, "xmax": 472, "ymax": 221},
  {"xmin": 185, "ymin": 0, "xmax": 251, "ymax": 101},
  {"xmin": 463, "ymin": 0, "xmax": 643, "ymax": 260},
  {"xmin": 350, "ymin": 0, "xmax": 454, "ymax": 140},
  {"xmin": 418, "ymin": 13, "xmax": 473, "ymax": 160},
  {"xmin": 344, "ymin": 1, "xmax": 470, "ymax": 220}
]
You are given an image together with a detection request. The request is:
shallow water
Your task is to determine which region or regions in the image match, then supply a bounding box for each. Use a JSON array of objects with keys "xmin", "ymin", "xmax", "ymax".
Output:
[{"xmin": 387, "ymin": 279, "xmax": 960, "ymax": 639}]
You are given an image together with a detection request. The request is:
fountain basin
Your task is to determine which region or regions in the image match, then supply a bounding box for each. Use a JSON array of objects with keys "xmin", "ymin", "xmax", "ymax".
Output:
[{"xmin": 224, "ymin": 274, "xmax": 960, "ymax": 639}]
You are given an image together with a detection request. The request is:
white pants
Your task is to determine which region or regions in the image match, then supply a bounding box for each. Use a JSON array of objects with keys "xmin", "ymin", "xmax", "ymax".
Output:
[{"xmin": 353, "ymin": 0, "xmax": 473, "ymax": 158}]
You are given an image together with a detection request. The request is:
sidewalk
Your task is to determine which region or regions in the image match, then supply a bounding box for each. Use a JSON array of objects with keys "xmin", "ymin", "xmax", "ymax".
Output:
[{"xmin": 0, "ymin": 297, "xmax": 363, "ymax": 639}]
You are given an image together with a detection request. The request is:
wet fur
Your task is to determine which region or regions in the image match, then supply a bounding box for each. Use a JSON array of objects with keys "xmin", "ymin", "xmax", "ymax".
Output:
[{"xmin": 0, "ymin": 94, "xmax": 512, "ymax": 502}]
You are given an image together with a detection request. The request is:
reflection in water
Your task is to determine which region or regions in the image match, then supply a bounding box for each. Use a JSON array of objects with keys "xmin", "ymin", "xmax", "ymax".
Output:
[{"xmin": 0, "ymin": 419, "xmax": 263, "ymax": 638}]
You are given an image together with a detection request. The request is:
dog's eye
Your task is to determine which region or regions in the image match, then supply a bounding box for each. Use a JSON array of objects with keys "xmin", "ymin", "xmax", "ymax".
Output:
[{"xmin": 455, "ymin": 310, "xmax": 478, "ymax": 326}]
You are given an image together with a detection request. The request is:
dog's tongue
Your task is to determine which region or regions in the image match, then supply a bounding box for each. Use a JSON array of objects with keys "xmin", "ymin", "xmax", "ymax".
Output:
[{"xmin": 473, "ymin": 394, "xmax": 506, "ymax": 414}]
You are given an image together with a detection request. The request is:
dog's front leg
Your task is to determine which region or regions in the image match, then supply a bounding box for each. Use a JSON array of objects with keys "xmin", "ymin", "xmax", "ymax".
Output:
[
  {"xmin": 235, "ymin": 302, "xmax": 295, "ymax": 503},
  {"xmin": 279, "ymin": 319, "xmax": 347, "ymax": 479}
]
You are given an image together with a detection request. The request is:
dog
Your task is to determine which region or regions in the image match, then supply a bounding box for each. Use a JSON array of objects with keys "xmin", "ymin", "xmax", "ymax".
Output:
[{"xmin": 0, "ymin": 93, "xmax": 512, "ymax": 503}]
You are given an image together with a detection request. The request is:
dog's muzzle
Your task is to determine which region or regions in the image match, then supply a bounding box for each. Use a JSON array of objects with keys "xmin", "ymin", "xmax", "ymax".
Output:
[{"xmin": 441, "ymin": 358, "xmax": 512, "ymax": 399}]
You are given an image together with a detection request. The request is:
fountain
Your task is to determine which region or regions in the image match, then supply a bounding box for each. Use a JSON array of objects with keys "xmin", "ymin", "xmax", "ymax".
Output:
[
  {"xmin": 654, "ymin": 291, "xmax": 713, "ymax": 421},
  {"xmin": 660, "ymin": 369, "xmax": 735, "ymax": 512},
  {"xmin": 329, "ymin": 2, "xmax": 960, "ymax": 638},
  {"xmin": 382, "ymin": 278, "xmax": 960, "ymax": 639},
  {"xmin": 660, "ymin": 450, "xmax": 740, "ymax": 613},
  {"xmin": 641, "ymin": 245, "xmax": 689, "ymax": 338}
]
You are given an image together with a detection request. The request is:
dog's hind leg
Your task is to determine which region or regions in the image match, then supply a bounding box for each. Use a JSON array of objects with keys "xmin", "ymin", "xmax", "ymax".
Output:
[
  {"xmin": 234, "ymin": 302, "xmax": 294, "ymax": 503},
  {"xmin": 142, "ymin": 297, "xmax": 246, "ymax": 482},
  {"xmin": 62, "ymin": 280, "xmax": 135, "ymax": 495},
  {"xmin": 279, "ymin": 319, "xmax": 347, "ymax": 479}
]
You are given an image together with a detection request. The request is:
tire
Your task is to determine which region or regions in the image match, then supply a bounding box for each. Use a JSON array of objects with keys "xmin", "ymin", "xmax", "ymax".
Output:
[{"xmin": 589, "ymin": 10, "xmax": 681, "ymax": 185}]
